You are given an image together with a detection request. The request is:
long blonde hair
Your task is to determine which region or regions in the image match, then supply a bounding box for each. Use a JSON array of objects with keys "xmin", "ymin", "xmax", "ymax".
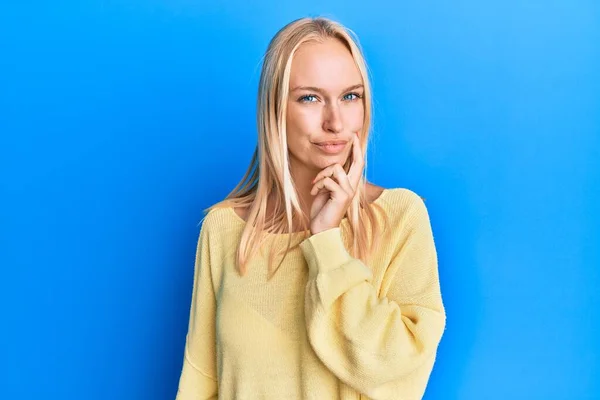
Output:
[{"xmin": 207, "ymin": 16, "xmax": 389, "ymax": 278}]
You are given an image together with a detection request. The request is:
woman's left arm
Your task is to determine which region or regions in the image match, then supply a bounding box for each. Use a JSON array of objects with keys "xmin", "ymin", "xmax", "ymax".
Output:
[{"xmin": 299, "ymin": 195, "xmax": 446, "ymax": 399}]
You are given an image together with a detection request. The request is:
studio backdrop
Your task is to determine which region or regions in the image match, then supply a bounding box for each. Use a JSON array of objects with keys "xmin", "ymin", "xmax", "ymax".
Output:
[{"xmin": 1, "ymin": 1, "xmax": 598, "ymax": 399}]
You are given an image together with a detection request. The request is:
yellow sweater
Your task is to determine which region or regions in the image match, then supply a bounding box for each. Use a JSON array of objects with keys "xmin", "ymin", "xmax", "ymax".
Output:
[{"xmin": 175, "ymin": 188, "xmax": 446, "ymax": 400}]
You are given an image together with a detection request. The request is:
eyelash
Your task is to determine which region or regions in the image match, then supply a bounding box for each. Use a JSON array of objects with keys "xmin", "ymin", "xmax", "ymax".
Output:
[{"xmin": 298, "ymin": 92, "xmax": 363, "ymax": 103}]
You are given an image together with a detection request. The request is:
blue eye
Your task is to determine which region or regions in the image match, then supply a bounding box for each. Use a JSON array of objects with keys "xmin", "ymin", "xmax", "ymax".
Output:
[
  {"xmin": 299, "ymin": 94, "xmax": 318, "ymax": 103},
  {"xmin": 344, "ymin": 92, "xmax": 362, "ymax": 101}
]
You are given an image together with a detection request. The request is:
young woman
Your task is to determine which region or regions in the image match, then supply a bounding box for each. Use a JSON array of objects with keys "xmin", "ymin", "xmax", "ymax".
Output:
[{"xmin": 175, "ymin": 16, "xmax": 446, "ymax": 400}]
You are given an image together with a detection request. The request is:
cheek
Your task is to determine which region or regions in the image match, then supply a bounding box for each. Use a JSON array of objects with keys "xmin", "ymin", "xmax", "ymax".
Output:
[
  {"xmin": 287, "ymin": 104, "xmax": 321, "ymax": 134},
  {"xmin": 286, "ymin": 105, "xmax": 310, "ymax": 152},
  {"xmin": 344, "ymin": 104, "xmax": 365, "ymax": 129}
]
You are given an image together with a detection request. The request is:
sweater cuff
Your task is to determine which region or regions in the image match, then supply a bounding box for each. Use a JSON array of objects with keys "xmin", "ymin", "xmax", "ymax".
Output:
[{"xmin": 299, "ymin": 227, "xmax": 353, "ymax": 277}]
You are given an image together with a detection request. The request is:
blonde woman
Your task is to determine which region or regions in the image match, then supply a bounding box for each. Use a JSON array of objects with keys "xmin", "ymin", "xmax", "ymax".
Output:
[{"xmin": 175, "ymin": 16, "xmax": 446, "ymax": 400}]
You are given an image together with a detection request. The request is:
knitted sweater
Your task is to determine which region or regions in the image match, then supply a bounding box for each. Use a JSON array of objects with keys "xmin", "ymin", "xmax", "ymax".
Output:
[{"xmin": 175, "ymin": 188, "xmax": 446, "ymax": 400}]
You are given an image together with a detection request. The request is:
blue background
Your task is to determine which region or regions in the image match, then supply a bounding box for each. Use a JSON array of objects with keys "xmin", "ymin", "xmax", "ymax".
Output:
[{"xmin": 1, "ymin": 1, "xmax": 598, "ymax": 399}]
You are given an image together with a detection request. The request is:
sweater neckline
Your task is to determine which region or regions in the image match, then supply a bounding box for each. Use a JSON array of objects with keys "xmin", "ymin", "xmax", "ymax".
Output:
[{"xmin": 225, "ymin": 188, "xmax": 392, "ymax": 236}]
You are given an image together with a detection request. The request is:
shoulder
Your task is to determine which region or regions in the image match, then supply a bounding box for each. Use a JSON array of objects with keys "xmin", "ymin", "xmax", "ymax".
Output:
[
  {"xmin": 197, "ymin": 205, "xmax": 240, "ymax": 241},
  {"xmin": 378, "ymin": 187, "xmax": 432, "ymax": 227},
  {"xmin": 380, "ymin": 187, "xmax": 428, "ymax": 210}
]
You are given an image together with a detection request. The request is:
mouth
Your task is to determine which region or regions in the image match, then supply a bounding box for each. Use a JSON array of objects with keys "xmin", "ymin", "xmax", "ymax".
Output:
[{"xmin": 313, "ymin": 140, "xmax": 348, "ymax": 154}]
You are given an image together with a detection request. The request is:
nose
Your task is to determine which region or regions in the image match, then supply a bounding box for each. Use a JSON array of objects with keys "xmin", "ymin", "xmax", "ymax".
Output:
[{"xmin": 322, "ymin": 103, "xmax": 343, "ymax": 133}]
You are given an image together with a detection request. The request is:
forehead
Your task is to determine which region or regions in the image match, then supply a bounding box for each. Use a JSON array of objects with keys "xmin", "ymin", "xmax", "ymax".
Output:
[{"xmin": 289, "ymin": 38, "xmax": 362, "ymax": 91}]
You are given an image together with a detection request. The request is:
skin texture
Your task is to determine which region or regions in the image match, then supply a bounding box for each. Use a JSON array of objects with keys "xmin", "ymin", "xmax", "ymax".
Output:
[
  {"xmin": 307, "ymin": 133, "xmax": 365, "ymax": 234},
  {"xmin": 286, "ymin": 38, "xmax": 380, "ymax": 234},
  {"xmin": 237, "ymin": 37, "xmax": 384, "ymax": 233}
]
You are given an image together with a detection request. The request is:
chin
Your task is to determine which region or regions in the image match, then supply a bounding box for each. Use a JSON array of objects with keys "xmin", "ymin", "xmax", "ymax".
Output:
[{"xmin": 314, "ymin": 153, "xmax": 348, "ymax": 167}]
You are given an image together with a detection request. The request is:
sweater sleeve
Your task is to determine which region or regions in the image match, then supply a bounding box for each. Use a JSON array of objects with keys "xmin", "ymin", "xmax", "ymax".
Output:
[
  {"xmin": 175, "ymin": 221, "xmax": 218, "ymax": 400},
  {"xmin": 299, "ymin": 195, "xmax": 446, "ymax": 399}
]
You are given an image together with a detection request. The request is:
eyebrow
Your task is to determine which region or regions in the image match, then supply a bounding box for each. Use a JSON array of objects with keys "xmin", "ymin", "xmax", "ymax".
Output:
[{"xmin": 290, "ymin": 83, "xmax": 364, "ymax": 93}]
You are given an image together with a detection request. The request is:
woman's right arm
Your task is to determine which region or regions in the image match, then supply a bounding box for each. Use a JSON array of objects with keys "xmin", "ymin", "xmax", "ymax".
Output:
[{"xmin": 175, "ymin": 220, "xmax": 218, "ymax": 400}]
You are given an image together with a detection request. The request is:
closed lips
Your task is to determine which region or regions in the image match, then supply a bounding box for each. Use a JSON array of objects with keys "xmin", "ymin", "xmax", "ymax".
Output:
[{"xmin": 315, "ymin": 141, "xmax": 347, "ymax": 145}]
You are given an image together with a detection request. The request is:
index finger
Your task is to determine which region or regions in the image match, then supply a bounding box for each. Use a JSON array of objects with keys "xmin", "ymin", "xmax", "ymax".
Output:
[{"xmin": 347, "ymin": 133, "xmax": 364, "ymax": 190}]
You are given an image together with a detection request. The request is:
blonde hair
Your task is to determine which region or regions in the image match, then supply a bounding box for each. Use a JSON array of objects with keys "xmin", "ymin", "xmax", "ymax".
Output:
[{"xmin": 207, "ymin": 16, "xmax": 389, "ymax": 278}]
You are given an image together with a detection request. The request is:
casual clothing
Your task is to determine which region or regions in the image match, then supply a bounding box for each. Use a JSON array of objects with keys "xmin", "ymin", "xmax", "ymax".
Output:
[{"xmin": 175, "ymin": 188, "xmax": 446, "ymax": 400}]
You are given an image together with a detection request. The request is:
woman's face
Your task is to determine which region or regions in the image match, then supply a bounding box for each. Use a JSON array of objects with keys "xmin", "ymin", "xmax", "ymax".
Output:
[{"xmin": 286, "ymin": 38, "xmax": 365, "ymax": 174}]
